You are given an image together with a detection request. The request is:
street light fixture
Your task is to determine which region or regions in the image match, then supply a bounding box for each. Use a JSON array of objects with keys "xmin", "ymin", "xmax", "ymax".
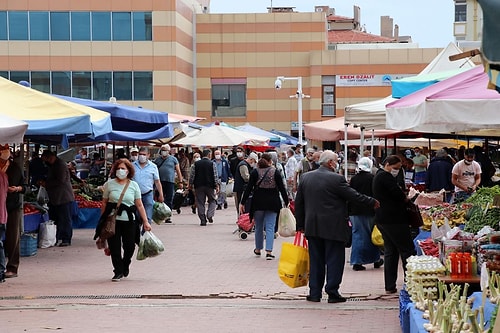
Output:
[{"xmin": 274, "ymin": 76, "xmax": 309, "ymax": 145}]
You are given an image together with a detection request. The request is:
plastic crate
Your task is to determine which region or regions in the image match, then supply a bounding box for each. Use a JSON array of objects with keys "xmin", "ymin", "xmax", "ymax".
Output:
[
  {"xmin": 20, "ymin": 233, "xmax": 38, "ymax": 257},
  {"xmin": 24, "ymin": 213, "xmax": 43, "ymax": 233}
]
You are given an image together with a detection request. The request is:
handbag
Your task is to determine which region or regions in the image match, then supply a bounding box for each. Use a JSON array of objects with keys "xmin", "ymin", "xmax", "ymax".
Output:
[
  {"xmin": 371, "ymin": 225, "xmax": 384, "ymax": 247},
  {"xmin": 100, "ymin": 180, "xmax": 130, "ymax": 239},
  {"xmin": 278, "ymin": 231, "xmax": 309, "ymax": 288},
  {"xmin": 406, "ymin": 201, "xmax": 424, "ymax": 228},
  {"xmin": 278, "ymin": 207, "xmax": 296, "ymax": 237}
]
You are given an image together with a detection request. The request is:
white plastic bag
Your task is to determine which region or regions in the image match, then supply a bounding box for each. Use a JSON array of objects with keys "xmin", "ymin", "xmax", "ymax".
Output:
[
  {"xmin": 136, "ymin": 231, "xmax": 165, "ymax": 260},
  {"xmin": 37, "ymin": 186, "xmax": 49, "ymax": 205},
  {"xmin": 39, "ymin": 220, "xmax": 57, "ymax": 248},
  {"xmin": 278, "ymin": 207, "xmax": 296, "ymax": 237}
]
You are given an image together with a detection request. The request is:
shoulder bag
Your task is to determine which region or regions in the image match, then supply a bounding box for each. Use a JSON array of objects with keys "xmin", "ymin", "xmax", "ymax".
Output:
[
  {"xmin": 100, "ymin": 180, "xmax": 130, "ymax": 239},
  {"xmin": 406, "ymin": 201, "xmax": 424, "ymax": 228}
]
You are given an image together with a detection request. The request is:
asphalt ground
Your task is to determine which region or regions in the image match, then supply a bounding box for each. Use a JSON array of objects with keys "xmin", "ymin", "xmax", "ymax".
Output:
[{"xmin": 0, "ymin": 198, "xmax": 405, "ymax": 333}]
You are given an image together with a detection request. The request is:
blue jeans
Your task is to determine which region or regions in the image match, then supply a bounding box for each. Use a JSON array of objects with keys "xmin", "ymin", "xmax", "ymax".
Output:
[
  {"xmin": 160, "ymin": 181, "xmax": 175, "ymax": 209},
  {"xmin": 141, "ymin": 191, "xmax": 154, "ymax": 222},
  {"xmin": 0, "ymin": 224, "xmax": 5, "ymax": 277},
  {"xmin": 253, "ymin": 210, "xmax": 277, "ymax": 252}
]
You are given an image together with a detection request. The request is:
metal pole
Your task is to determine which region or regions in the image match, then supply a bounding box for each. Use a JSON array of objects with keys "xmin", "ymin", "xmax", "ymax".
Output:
[{"xmin": 297, "ymin": 77, "xmax": 303, "ymax": 145}]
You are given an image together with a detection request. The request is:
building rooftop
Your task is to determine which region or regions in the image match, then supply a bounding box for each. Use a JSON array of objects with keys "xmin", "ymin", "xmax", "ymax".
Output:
[{"xmin": 329, "ymin": 29, "xmax": 396, "ymax": 44}]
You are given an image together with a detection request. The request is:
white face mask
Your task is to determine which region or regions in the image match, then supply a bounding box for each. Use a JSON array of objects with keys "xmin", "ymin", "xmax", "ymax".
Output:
[
  {"xmin": 131, "ymin": 155, "xmax": 138, "ymax": 161},
  {"xmin": 116, "ymin": 169, "xmax": 128, "ymax": 180},
  {"xmin": 390, "ymin": 169, "xmax": 399, "ymax": 177},
  {"xmin": 464, "ymin": 160, "xmax": 472, "ymax": 165},
  {"xmin": 161, "ymin": 150, "xmax": 168, "ymax": 157},
  {"xmin": 194, "ymin": 157, "xmax": 201, "ymax": 162},
  {"xmin": 138, "ymin": 155, "xmax": 147, "ymax": 164},
  {"xmin": 236, "ymin": 152, "xmax": 244, "ymax": 158},
  {"xmin": 215, "ymin": 154, "xmax": 221, "ymax": 160}
]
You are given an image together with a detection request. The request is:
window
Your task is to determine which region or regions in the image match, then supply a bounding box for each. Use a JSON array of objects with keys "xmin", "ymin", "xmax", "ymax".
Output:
[
  {"xmin": 71, "ymin": 12, "xmax": 90, "ymax": 41},
  {"xmin": 92, "ymin": 12, "xmax": 111, "ymax": 41},
  {"xmin": 133, "ymin": 72, "xmax": 153, "ymax": 100},
  {"xmin": 10, "ymin": 71, "xmax": 29, "ymax": 84},
  {"xmin": 133, "ymin": 12, "xmax": 152, "ymax": 41},
  {"xmin": 50, "ymin": 12, "xmax": 70, "ymax": 40},
  {"xmin": 0, "ymin": 12, "xmax": 6, "ymax": 40},
  {"xmin": 52, "ymin": 71, "xmax": 71, "ymax": 95},
  {"xmin": 211, "ymin": 79, "xmax": 247, "ymax": 117},
  {"xmin": 9, "ymin": 12, "xmax": 28, "ymax": 40},
  {"xmin": 113, "ymin": 72, "xmax": 132, "ymax": 100},
  {"xmin": 0, "ymin": 71, "xmax": 8, "ymax": 79},
  {"xmin": 321, "ymin": 85, "xmax": 336, "ymax": 116},
  {"xmin": 455, "ymin": 3, "xmax": 467, "ymax": 22},
  {"xmin": 112, "ymin": 12, "xmax": 131, "ymax": 41},
  {"xmin": 93, "ymin": 72, "xmax": 112, "ymax": 100},
  {"xmin": 72, "ymin": 72, "xmax": 92, "ymax": 99},
  {"xmin": 29, "ymin": 12, "xmax": 49, "ymax": 40},
  {"xmin": 31, "ymin": 71, "xmax": 50, "ymax": 93}
]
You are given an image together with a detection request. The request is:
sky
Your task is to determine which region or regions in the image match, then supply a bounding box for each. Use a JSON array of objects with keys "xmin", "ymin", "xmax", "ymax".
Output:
[{"xmin": 208, "ymin": 1, "xmax": 455, "ymax": 48}]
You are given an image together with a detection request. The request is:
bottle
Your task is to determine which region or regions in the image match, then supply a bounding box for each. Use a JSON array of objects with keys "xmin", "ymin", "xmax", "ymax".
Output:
[
  {"xmin": 463, "ymin": 253, "xmax": 471, "ymax": 277},
  {"xmin": 449, "ymin": 253, "xmax": 458, "ymax": 278},
  {"xmin": 471, "ymin": 254, "xmax": 477, "ymax": 276},
  {"xmin": 456, "ymin": 252, "xmax": 464, "ymax": 278}
]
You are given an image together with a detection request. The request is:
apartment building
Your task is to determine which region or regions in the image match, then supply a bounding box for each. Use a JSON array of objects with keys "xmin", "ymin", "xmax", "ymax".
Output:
[{"xmin": 0, "ymin": 1, "xmax": 445, "ymax": 139}]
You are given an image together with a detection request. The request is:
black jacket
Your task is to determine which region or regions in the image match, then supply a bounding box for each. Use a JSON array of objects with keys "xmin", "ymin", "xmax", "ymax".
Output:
[
  {"xmin": 348, "ymin": 171, "xmax": 375, "ymax": 216},
  {"xmin": 94, "ymin": 202, "xmax": 141, "ymax": 244},
  {"xmin": 372, "ymin": 169, "xmax": 408, "ymax": 225},
  {"xmin": 6, "ymin": 161, "xmax": 27, "ymax": 212}
]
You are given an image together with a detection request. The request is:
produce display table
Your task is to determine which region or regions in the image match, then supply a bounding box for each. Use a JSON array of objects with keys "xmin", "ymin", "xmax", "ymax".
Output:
[
  {"xmin": 438, "ymin": 275, "xmax": 481, "ymax": 295},
  {"xmin": 406, "ymin": 291, "xmax": 497, "ymax": 333},
  {"xmin": 73, "ymin": 207, "xmax": 101, "ymax": 229},
  {"xmin": 413, "ymin": 230, "xmax": 431, "ymax": 255}
]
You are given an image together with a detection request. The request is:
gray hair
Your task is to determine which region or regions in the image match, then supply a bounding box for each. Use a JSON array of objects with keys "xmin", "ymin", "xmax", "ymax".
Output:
[
  {"xmin": 435, "ymin": 149, "xmax": 447, "ymax": 158},
  {"xmin": 139, "ymin": 147, "xmax": 149, "ymax": 154},
  {"xmin": 268, "ymin": 151, "xmax": 278, "ymax": 164},
  {"xmin": 319, "ymin": 150, "xmax": 338, "ymax": 166}
]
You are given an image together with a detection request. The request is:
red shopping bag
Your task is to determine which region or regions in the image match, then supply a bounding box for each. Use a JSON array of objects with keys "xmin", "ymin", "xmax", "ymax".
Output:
[{"xmin": 237, "ymin": 213, "xmax": 254, "ymax": 232}]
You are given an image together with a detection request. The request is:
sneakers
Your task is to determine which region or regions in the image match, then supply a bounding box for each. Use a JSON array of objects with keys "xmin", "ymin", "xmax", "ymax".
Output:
[
  {"xmin": 374, "ymin": 259, "xmax": 384, "ymax": 269},
  {"xmin": 385, "ymin": 288, "xmax": 398, "ymax": 294},
  {"xmin": 216, "ymin": 205, "xmax": 222, "ymax": 210},
  {"xmin": 306, "ymin": 296, "xmax": 321, "ymax": 302},
  {"xmin": 112, "ymin": 274, "xmax": 124, "ymax": 282},
  {"xmin": 328, "ymin": 294, "xmax": 347, "ymax": 303},
  {"xmin": 208, "ymin": 217, "xmax": 214, "ymax": 223},
  {"xmin": 353, "ymin": 264, "xmax": 366, "ymax": 271},
  {"xmin": 266, "ymin": 253, "xmax": 275, "ymax": 260}
]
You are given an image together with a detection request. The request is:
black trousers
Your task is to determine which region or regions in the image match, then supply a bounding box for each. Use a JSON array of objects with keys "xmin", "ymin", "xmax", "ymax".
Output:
[
  {"xmin": 107, "ymin": 220, "xmax": 137, "ymax": 276},
  {"xmin": 377, "ymin": 223, "xmax": 416, "ymax": 291}
]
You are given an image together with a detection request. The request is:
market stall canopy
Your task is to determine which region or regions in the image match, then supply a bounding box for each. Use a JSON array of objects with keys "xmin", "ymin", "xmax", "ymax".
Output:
[
  {"xmin": 270, "ymin": 129, "xmax": 299, "ymax": 146},
  {"xmin": 171, "ymin": 123, "xmax": 270, "ymax": 148},
  {"xmin": 344, "ymin": 43, "xmax": 476, "ymax": 130},
  {"xmin": 236, "ymin": 123, "xmax": 284, "ymax": 147},
  {"xmin": 54, "ymin": 95, "xmax": 176, "ymax": 141},
  {"xmin": 0, "ymin": 77, "xmax": 112, "ymax": 138},
  {"xmin": 304, "ymin": 117, "xmax": 399, "ymax": 142},
  {"xmin": 386, "ymin": 65, "xmax": 500, "ymax": 136},
  {"xmin": 340, "ymin": 137, "xmax": 474, "ymax": 150},
  {"xmin": 0, "ymin": 114, "xmax": 28, "ymax": 144}
]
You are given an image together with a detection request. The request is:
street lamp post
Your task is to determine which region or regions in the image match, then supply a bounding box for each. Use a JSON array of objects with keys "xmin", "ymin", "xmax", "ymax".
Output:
[{"xmin": 274, "ymin": 76, "xmax": 309, "ymax": 145}]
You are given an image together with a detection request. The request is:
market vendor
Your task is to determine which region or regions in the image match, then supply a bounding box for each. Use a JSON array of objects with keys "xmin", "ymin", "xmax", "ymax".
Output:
[{"xmin": 451, "ymin": 148, "xmax": 481, "ymax": 204}]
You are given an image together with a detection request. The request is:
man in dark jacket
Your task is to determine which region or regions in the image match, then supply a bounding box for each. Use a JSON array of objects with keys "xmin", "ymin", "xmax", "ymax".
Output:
[
  {"xmin": 426, "ymin": 149, "xmax": 454, "ymax": 202},
  {"xmin": 189, "ymin": 149, "xmax": 219, "ymax": 226},
  {"xmin": 232, "ymin": 152, "xmax": 258, "ymax": 216},
  {"xmin": 213, "ymin": 150, "xmax": 232, "ymax": 210},
  {"xmin": 295, "ymin": 150, "xmax": 379, "ymax": 303},
  {"xmin": 40, "ymin": 150, "xmax": 75, "ymax": 246}
]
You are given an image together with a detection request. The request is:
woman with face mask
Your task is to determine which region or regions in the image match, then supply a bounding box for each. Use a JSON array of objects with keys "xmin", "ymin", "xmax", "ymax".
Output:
[
  {"xmin": 95, "ymin": 158, "xmax": 151, "ymax": 282},
  {"xmin": 372, "ymin": 155, "xmax": 416, "ymax": 295}
]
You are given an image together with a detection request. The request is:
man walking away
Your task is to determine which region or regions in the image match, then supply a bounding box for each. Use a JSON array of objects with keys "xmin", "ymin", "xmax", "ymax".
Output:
[{"xmin": 190, "ymin": 150, "xmax": 219, "ymax": 226}]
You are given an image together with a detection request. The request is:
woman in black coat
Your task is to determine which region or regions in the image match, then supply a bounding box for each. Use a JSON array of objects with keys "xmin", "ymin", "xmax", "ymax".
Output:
[{"xmin": 372, "ymin": 155, "xmax": 416, "ymax": 294}]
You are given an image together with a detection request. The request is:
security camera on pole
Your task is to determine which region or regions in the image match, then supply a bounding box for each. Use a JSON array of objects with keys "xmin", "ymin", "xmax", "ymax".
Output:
[{"xmin": 274, "ymin": 76, "xmax": 310, "ymax": 145}]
